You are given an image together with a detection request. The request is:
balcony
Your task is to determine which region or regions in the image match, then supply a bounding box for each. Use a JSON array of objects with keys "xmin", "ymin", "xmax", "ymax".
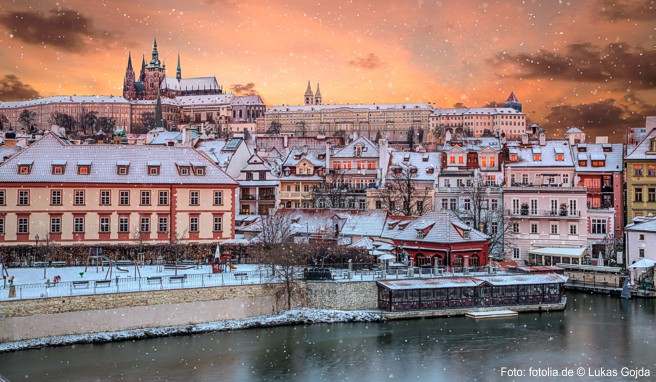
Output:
[
  {"xmin": 259, "ymin": 194, "xmax": 276, "ymax": 201},
  {"xmin": 240, "ymin": 194, "xmax": 256, "ymax": 201},
  {"xmin": 506, "ymin": 209, "xmax": 582, "ymax": 218}
]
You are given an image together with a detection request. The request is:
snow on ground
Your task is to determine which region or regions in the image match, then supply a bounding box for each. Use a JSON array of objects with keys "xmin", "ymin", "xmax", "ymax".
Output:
[
  {"xmin": 5, "ymin": 263, "xmax": 259, "ymax": 284},
  {"xmin": 0, "ymin": 308, "xmax": 385, "ymax": 353}
]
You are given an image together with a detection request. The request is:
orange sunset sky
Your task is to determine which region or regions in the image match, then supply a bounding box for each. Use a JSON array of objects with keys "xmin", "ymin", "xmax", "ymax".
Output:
[{"xmin": 0, "ymin": 0, "xmax": 654, "ymax": 141}]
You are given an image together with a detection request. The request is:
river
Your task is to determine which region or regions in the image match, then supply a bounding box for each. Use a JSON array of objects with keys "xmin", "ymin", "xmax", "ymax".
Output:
[{"xmin": 1, "ymin": 292, "xmax": 656, "ymax": 381}]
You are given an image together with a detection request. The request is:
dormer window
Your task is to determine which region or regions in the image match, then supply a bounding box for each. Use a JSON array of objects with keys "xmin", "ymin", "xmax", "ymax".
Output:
[
  {"xmin": 176, "ymin": 162, "xmax": 191, "ymax": 175},
  {"xmin": 294, "ymin": 154, "xmax": 301, "ymax": 160},
  {"xmin": 18, "ymin": 160, "xmax": 33, "ymax": 175},
  {"xmin": 602, "ymin": 144, "xmax": 612, "ymax": 152},
  {"xmin": 532, "ymin": 147, "xmax": 541, "ymax": 161},
  {"xmin": 416, "ymin": 229, "xmax": 424, "ymax": 239},
  {"xmin": 146, "ymin": 161, "xmax": 160, "ymax": 176},
  {"xmin": 579, "ymin": 160, "xmax": 587, "ymax": 166},
  {"xmin": 577, "ymin": 145, "xmax": 587, "ymax": 152},
  {"xmin": 509, "ymin": 154, "xmax": 517, "ymax": 161},
  {"xmin": 427, "ymin": 167, "xmax": 434, "ymax": 174},
  {"xmin": 116, "ymin": 160, "xmax": 130, "ymax": 175},
  {"xmin": 403, "ymin": 154, "xmax": 410, "ymax": 162},
  {"xmin": 318, "ymin": 153, "xmax": 326, "ymax": 160},
  {"xmin": 77, "ymin": 160, "xmax": 92, "ymax": 175},
  {"xmin": 191, "ymin": 162, "xmax": 206, "ymax": 176},
  {"xmin": 410, "ymin": 166, "xmax": 418, "ymax": 174},
  {"xmin": 422, "ymin": 154, "xmax": 429, "ymax": 162},
  {"xmin": 51, "ymin": 160, "xmax": 67, "ymax": 175},
  {"xmin": 591, "ymin": 160, "xmax": 605, "ymax": 167},
  {"xmin": 392, "ymin": 166, "xmax": 402, "ymax": 174},
  {"xmin": 354, "ymin": 145, "xmax": 363, "ymax": 157}
]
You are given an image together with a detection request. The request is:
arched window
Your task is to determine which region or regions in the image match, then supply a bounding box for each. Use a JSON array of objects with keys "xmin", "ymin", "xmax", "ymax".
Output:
[
  {"xmin": 453, "ymin": 255, "xmax": 464, "ymax": 268},
  {"xmin": 469, "ymin": 254, "xmax": 480, "ymax": 267},
  {"xmin": 415, "ymin": 253, "xmax": 428, "ymax": 266}
]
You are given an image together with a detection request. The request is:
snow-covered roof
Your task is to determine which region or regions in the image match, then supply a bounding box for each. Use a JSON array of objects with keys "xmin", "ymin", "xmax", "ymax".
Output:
[
  {"xmin": 0, "ymin": 95, "xmax": 130, "ymax": 108},
  {"xmin": 381, "ymin": 211, "xmax": 489, "ymax": 244},
  {"xmin": 231, "ymin": 95, "xmax": 265, "ymax": 106},
  {"xmin": 625, "ymin": 217, "xmax": 656, "ymax": 233},
  {"xmin": 431, "ymin": 107, "xmax": 524, "ymax": 117},
  {"xmin": 267, "ymin": 103, "xmax": 430, "ymax": 113},
  {"xmin": 196, "ymin": 139, "xmax": 243, "ymax": 170},
  {"xmin": 626, "ymin": 129, "xmax": 656, "ymax": 160},
  {"xmin": 572, "ymin": 143, "xmax": 623, "ymax": 172},
  {"xmin": 332, "ymin": 136, "xmax": 379, "ymax": 158},
  {"xmin": 282, "ymin": 148, "xmax": 326, "ymax": 168},
  {"xmin": 175, "ymin": 94, "xmax": 234, "ymax": 106},
  {"xmin": 378, "ymin": 274, "xmax": 567, "ymax": 290},
  {"xmin": 505, "ymin": 140, "xmax": 574, "ymax": 168},
  {"xmin": 161, "ymin": 76, "xmax": 221, "ymax": 92},
  {"xmin": 527, "ymin": 247, "xmax": 586, "ymax": 257},
  {"xmin": 0, "ymin": 132, "xmax": 237, "ymax": 185},
  {"xmin": 388, "ymin": 152, "xmax": 438, "ymax": 181},
  {"xmin": 441, "ymin": 137, "xmax": 502, "ymax": 151},
  {"xmin": 565, "ymin": 127, "xmax": 584, "ymax": 134}
]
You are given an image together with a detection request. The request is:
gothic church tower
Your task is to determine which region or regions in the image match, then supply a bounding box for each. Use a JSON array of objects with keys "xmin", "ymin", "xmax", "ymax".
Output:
[
  {"xmin": 143, "ymin": 38, "xmax": 166, "ymax": 100},
  {"xmin": 304, "ymin": 80, "xmax": 314, "ymax": 105},
  {"xmin": 122, "ymin": 52, "xmax": 136, "ymax": 100}
]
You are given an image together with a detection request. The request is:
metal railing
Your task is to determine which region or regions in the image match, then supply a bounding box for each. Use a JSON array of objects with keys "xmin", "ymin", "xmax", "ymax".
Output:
[{"xmin": 1, "ymin": 269, "xmax": 277, "ymax": 301}]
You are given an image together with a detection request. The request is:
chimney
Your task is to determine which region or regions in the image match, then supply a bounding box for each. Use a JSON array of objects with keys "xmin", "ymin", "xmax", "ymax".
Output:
[
  {"xmin": 378, "ymin": 139, "xmax": 389, "ymax": 178},
  {"xmin": 521, "ymin": 133, "xmax": 528, "ymax": 145},
  {"xmin": 283, "ymin": 135, "xmax": 288, "ymax": 148},
  {"xmin": 182, "ymin": 127, "xmax": 192, "ymax": 146},
  {"xmin": 539, "ymin": 132, "xmax": 546, "ymax": 146},
  {"xmin": 325, "ymin": 142, "xmax": 331, "ymax": 170}
]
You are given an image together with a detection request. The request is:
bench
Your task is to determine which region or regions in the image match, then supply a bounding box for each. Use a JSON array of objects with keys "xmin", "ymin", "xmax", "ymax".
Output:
[
  {"xmin": 147, "ymin": 276, "xmax": 163, "ymax": 285},
  {"xmin": 234, "ymin": 272, "xmax": 248, "ymax": 280},
  {"xmin": 169, "ymin": 275, "xmax": 186, "ymax": 284},
  {"xmin": 72, "ymin": 281, "xmax": 90, "ymax": 289},
  {"xmin": 95, "ymin": 280, "xmax": 111, "ymax": 288},
  {"xmin": 51, "ymin": 261, "xmax": 67, "ymax": 267},
  {"xmin": 33, "ymin": 261, "xmax": 48, "ymax": 267}
]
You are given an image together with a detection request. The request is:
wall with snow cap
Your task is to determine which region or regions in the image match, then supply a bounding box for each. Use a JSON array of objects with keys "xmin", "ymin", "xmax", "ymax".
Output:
[
  {"xmin": 305, "ymin": 281, "xmax": 379, "ymax": 310},
  {"xmin": 0, "ymin": 284, "xmax": 299, "ymax": 343}
]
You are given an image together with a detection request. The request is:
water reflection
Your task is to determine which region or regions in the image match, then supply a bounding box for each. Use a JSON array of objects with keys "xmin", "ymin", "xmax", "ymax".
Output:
[{"xmin": 1, "ymin": 293, "xmax": 656, "ymax": 381}]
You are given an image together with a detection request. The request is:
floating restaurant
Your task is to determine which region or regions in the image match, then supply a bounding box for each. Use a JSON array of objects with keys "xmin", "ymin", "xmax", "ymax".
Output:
[{"xmin": 377, "ymin": 274, "xmax": 567, "ymax": 312}]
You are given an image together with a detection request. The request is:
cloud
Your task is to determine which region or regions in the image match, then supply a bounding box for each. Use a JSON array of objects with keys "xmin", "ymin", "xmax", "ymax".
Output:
[
  {"xmin": 230, "ymin": 83, "xmax": 259, "ymax": 96},
  {"xmin": 0, "ymin": 74, "xmax": 40, "ymax": 101},
  {"xmin": 542, "ymin": 97, "xmax": 656, "ymax": 140},
  {"xmin": 0, "ymin": 8, "xmax": 113, "ymax": 52},
  {"xmin": 349, "ymin": 53, "xmax": 383, "ymax": 70},
  {"xmin": 491, "ymin": 42, "xmax": 656, "ymax": 90},
  {"xmin": 598, "ymin": 0, "xmax": 656, "ymax": 21}
]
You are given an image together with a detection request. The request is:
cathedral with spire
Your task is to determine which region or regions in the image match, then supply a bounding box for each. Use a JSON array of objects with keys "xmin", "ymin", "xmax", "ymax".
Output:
[
  {"xmin": 304, "ymin": 81, "xmax": 322, "ymax": 105},
  {"xmin": 123, "ymin": 39, "xmax": 223, "ymax": 100}
]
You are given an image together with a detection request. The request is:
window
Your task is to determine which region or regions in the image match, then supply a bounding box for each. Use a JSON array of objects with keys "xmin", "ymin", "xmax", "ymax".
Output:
[
  {"xmin": 639, "ymin": 234, "xmax": 645, "ymax": 241},
  {"xmin": 444, "ymin": 179, "xmax": 451, "ymax": 187},
  {"xmin": 481, "ymin": 156, "xmax": 487, "ymax": 167},
  {"xmin": 259, "ymin": 172, "xmax": 266, "ymax": 180},
  {"xmin": 457, "ymin": 179, "xmax": 464, "ymax": 187},
  {"xmin": 119, "ymin": 191, "xmax": 130, "ymax": 206},
  {"xmin": 635, "ymin": 187, "xmax": 643, "ymax": 202},
  {"xmin": 360, "ymin": 199, "xmax": 367, "ymax": 210},
  {"xmin": 18, "ymin": 190, "xmax": 29, "ymax": 206},
  {"xmin": 522, "ymin": 174, "xmax": 529, "ymax": 184},
  {"xmin": 51, "ymin": 190, "xmax": 62, "ymax": 206},
  {"xmin": 550, "ymin": 223, "xmax": 558, "ymax": 235},
  {"xmin": 118, "ymin": 217, "xmax": 129, "ymax": 233},
  {"xmin": 639, "ymin": 248, "xmax": 645, "ymax": 258},
  {"xmin": 141, "ymin": 191, "xmax": 151, "ymax": 205},
  {"xmin": 416, "ymin": 200, "xmax": 423, "ymax": 212},
  {"xmin": 74, "ymin": 217, "xmax": 85, "ymax": 233},
  {"xmin": 569, "ymin": 200, "xmax": 577, "ymax": 215},
  {"xmin": 18, "ymin": 217, "xmax": 28, "ymax": 234},
  {"xmin": 189, "ymin": 217, "xmax": 199, "ymax": 232},
  {"xmin": 158, "ymin": 217, "xmax": 168, "ymax": 232},
  {"xmin": 246, "ymin": 172, "xmax": 253, "ymax": 181},
  {"xmin": 649, "ymin": 165, "xmax": 656, "ymax": 176},
  {"xmin": 74, "ymin": 190, "xmax": 85, "ymax": 206},
  {"xmin": 491, "ymin": 199, "xmax": 498, "ymax": 211},
  {"xmin": 213, "ymin": 216, "xmax": 223, "ymax": 232},
  {"xmin": 512, "ymin": 199, "xmax": 520, "ymax": 215},
  {"xmin": 0, "ymin": 190, "xmax": 4, "ymax": 205},
  {"xmin": 190, "ymin": 191, "xmax": 200, "ymax": 206},
  {"xmin": 140, "ymin": 217, "xmax": 150, "ymax": 233},
  {"xmin": 375, "ymin": 200, "xmax": 382, "ymax": 209},
  {"xmin": 513, "ymin": 223, "xmax": 520, "ymax": 234},
  {"xmin": 513, "ymin": 248, "xmax": 520, "ymax": 260},
  {"xmin": 491, "ymin": 222, "xmax": 498, "ymax": 235},
  {"xmin": 149, "ymin": 167, "xmax": 159, "ymax": 176},
  {"xmin": 0, "ymin": 217, "xmax": 4, "ymax": 234},
  {"xmin": 180, "ymin": 167, "xmax": 190, "ymax": 175},
  {"xmin": 569, "ymin": 224, "xmax": 577, "ymax": 235},
  {"xmin": 416, "ymin": 230, "xmax": 424, "ymax": 239},
  {"xmin": 530, "ymin": 223, "xmax": 538, "ymax": 234},
  {"xmin": 78, "ymin": 165, "xmax": 90, "ymax": 175},
  {"xmin": 18, "ymin": 165, "xmax": 31, "ymax": 175},
  {"xmin": 100, "ymin": 217, "xmax": 110, "ymax": 233},
  {"xmin": 449, "ymin": 199, "xmax": 456, "ymax": 210},
  {"xmin": 530, "ymin": 199, "xmax": 537, "ymax": 215},
  {"xmin": 213, "ymin": 191, "xmax": 223, "ymax": 205},
  {"xmin": 390, "ymin": 201, "xmax": 397, "ymax": 211},
  {"xmin": 159, "ymin": 191, "xmax": 169, "ymax": 205},
  {"xmin": 649, "ymin": 188, "xmax": 656, "ymax": 202},
  {"xmin": 195, "ymin": 167, "xmax": 205, "ymax": 176},
  {"xmin": 634, "ymin": 165, "xmax": 643, "ymax": 176},
  {"xmin": 463, "ymin": 199, "xmax": 471, "ymax": 211},
  {"xmin": 50, "ymin": 217, "xmax": 61, "ymax": 234},
  {"xmin": 562, "ymin": 174, "xmax": 569, "ymax": 185},
  {"xmin": 591, "ymin": 219, "xmax": 607, "ymax": 235},
  {"xmin": 100, "ymin": 190, "xmax": 111, "ymax": 205},
  {"xmin": 52, "ymin": 166, "xmax": 64, "ymax": 175}
]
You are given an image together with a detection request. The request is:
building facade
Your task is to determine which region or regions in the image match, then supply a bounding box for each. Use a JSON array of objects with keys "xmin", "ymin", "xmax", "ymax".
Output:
[
  {"xmin": 625, "ymin": 117, "xmax": 656, "ymax": 222},
  {"xmin": 0, "ymin": 133, "xmax": 238, "ymax": 248}
]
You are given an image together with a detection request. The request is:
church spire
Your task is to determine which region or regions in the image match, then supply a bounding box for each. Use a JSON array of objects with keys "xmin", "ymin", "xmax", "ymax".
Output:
[
  {"xmin": 314, "ymin": 83, "xmax": 322, "ymax": 105},
  {"xmin": 304, "ymin": 80, "xmax": 314, "ymax": 105},
  {"xmin": 140, "ymin": 54, "xmax": 146, "ymax": 82},
  {"xmin": 150, "ymin": 37, "xmax": 161, "ymax": 67},
  {"xmin": 127, "ymin": 51, "xmax": 133, "ymax": 70},
  {"xmin": 154, "ymin": 88, "xmax": 164, "ymax": 129},
  {"xmin": 176, "ymin": 53, "xmax": 182, "ymax": 81}
]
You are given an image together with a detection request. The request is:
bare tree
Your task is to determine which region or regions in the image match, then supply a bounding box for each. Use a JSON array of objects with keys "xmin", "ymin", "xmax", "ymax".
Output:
[
  {"xmin": 452, "ymin": 176, "xmax": 515, "ymax": 259},
  {"xmin": 50, "ymin": 112, "xmax": 77, "ymax": 131},
  {"xmin": 376, "ymin": 162, "xmax": 431, "ymax": 216},
  {"xmin": 18, "ymin": 109, "xmax": 36, "ymax": 130},
  {"xmin": 310, "ymin": 169, "xmax": 353, "ymax": 209}
]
